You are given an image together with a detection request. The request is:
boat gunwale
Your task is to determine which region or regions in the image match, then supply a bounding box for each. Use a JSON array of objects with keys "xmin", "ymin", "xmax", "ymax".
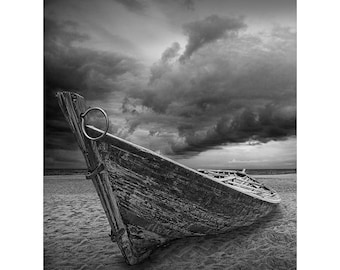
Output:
[{"xmin": 86, "ymin": 125, "xmax": 281, "ymax": 204}]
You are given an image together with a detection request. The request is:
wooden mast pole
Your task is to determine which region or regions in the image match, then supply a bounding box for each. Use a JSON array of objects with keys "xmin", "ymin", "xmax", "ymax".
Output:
[{"xmin": 56, "ymin": 91, "xmax": 150, "ymax": 265}]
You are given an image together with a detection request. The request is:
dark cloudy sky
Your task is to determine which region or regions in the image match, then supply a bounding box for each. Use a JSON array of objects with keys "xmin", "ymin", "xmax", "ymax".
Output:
[{"xmin": 44, "ymin": 0, "xmax": 296, "ymax": 169}]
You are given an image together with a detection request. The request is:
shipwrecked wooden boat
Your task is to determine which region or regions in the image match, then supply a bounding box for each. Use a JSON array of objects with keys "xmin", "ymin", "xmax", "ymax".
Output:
[{"xmin": 56, "ymin": 91, "xmax": 281, "ymax": 265}]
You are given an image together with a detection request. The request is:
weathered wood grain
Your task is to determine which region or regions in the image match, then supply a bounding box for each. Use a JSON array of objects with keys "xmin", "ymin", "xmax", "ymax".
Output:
[
  {"xmin": 92, "ymin": 127, "xmax": 277, "ymax": 229},
  {"xmin": 56, "ymin": 91, "xmax": 280, "ymax": 265}
]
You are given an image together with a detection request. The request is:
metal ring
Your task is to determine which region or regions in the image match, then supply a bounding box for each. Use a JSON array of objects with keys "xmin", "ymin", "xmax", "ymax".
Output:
[{"xmin": 80, "ymin": 107, "xmax": 109, "ymax": 141}]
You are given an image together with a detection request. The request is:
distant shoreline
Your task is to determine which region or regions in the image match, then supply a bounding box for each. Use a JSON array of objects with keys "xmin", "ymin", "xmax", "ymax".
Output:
[{"xmin": 44, "ymin": 168, "xmax": 296, "ymax": 176}]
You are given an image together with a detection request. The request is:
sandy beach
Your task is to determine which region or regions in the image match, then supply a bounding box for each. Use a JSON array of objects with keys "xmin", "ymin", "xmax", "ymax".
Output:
[{"xmin": 44, "ymin": 173, "xmax": 296, "ymax": 270}]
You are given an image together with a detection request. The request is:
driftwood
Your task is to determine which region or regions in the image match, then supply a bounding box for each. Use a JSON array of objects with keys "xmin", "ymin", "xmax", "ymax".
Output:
[{"xmin": 56, "ymin": 91, "xmax": 280, "ymax": 265}]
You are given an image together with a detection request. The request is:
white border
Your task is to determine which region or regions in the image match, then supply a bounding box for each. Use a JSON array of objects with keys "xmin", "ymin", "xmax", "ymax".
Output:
[
  {"xmin": 298, "ymin": 0, "xmax": 340, "ymax": 269},
  {"xmin": 1, "ymin": 0, "xmax": 43, "ymax": 269}
]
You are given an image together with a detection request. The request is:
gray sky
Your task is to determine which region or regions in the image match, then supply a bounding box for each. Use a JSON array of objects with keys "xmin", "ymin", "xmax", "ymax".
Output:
[{"xmin": 44, "ymin": 0, "xmax": 296, "ymax": 169}]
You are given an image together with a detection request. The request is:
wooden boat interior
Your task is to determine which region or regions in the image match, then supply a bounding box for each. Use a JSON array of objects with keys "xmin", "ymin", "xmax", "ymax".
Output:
[{"xmin": 197, "ymin": 169, "xmax": 280, "ymax": 203}]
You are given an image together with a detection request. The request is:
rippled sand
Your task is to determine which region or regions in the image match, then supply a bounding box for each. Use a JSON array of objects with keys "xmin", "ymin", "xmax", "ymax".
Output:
[{"xmin": 44, "ymin": 174, "xmax": 296, "ymax": 270}]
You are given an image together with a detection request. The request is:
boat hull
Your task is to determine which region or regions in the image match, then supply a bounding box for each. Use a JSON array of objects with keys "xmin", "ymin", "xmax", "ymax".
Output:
[
  {"xmin": 56, "ymin": 91, "xmax": 279, "ymax": 265},
  {"xmin": 91, "ymin": 127, "xmax": 277, "ymax": 255}
]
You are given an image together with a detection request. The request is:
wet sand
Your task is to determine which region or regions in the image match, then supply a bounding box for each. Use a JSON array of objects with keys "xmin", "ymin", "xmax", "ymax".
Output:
[{"xmin": 44, "ymin": 174, "xmax": 296, "ymax": 270}]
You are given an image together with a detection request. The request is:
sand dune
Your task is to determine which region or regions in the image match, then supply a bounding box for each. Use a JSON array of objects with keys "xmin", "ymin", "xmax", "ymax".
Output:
[{"xmin": 44, "ymin": 174, "xmax": 296, "ymax": 270}]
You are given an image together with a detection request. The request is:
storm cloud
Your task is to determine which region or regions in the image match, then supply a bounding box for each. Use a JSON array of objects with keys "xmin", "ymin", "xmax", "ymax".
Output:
[
  {"xmin": 113, "ymin": 0, "xmax": 146, "ymax": 12},
  {"xmin": 113, "ymin": 0, "xmax": 195, "ymax": 13},
  {"xmin": 44, "ymin": 1, "xmax": 296, "ymax": 169},
  {"xmin": 179, "ymin": 15, "xmax": 246, "ymax": 62},
  {"xmin": 123, "ymin": 23, "xmax": 296, "ymax": 157},
  {"xmin": 149, "ymin": 42, "xmax": 181, "ymax": 83},
  {"xmin": 171, "ymin": 104, "xmax": 296, "ymax": 155},
  {"xmin": 44, "ymin": 18, "xmax": 144, "ymax": 159}
]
